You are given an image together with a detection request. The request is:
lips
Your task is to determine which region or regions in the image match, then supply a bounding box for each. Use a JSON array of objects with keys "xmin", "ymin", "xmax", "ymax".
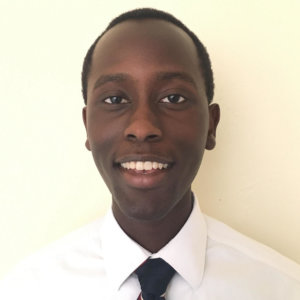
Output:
[{"xmin": 115, "ymin": 155, "xmax": 173, "ymax": 189}]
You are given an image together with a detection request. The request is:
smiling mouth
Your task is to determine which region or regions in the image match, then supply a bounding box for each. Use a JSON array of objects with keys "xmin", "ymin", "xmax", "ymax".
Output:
[
  {"xmin": 120, "ymin": 161, "xmax": 169, "ymax": 171},
  {"xmin": 117, "ymin": 159, "xmax": 172, "ymax": 188}
]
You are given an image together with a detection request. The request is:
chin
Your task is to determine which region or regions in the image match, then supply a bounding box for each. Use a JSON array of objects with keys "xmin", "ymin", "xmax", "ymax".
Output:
[{"xmin": 113, "ymin": 191, "xmax": 176, "ymax": 223}]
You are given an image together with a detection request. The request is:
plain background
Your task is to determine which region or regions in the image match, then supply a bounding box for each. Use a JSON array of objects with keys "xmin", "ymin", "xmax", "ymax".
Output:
[{"xmin": 0, "ymin": 0, "xmax": 299, "ymax": 278}]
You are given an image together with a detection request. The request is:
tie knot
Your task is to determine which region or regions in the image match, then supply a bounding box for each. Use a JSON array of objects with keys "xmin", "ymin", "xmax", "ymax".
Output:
[{"xmin": 135, "ymin": 258, "xmax": 175, "ymax": 300}]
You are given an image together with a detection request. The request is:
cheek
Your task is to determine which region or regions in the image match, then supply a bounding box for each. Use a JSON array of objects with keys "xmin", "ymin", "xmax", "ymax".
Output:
[
  {"xmin": 168, "ymin": 111, "xmax": 208, "ymax": 175},
  {"xmin": 166, "ymin": 110, "xmax": 209, "ymax": 147},
  {"xmin": 87, "ymin": 110, "xmax": 124, "ymax": 149},
  {"xmin": 87, "ymin": 114, "xmax": 124, "ymax": 175}
]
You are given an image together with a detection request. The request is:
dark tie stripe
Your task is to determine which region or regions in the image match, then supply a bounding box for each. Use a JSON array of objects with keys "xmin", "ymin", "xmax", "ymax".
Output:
[{"xmin": 135, "ymin": 258, "xmax": 175, "ymax": 300}]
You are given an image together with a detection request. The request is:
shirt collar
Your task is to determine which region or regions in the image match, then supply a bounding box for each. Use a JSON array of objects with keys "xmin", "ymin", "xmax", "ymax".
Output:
[
  {"xmin": 100, "ymin": 195, "xmax": 207, "ymax": 291},
  {"xmin": 152, "ymin": 197, "xmax": 207, "ymax": 288}
]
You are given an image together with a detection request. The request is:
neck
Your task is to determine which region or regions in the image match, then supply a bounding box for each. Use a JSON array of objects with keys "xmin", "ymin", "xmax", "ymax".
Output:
[{"xmin": 113, "ymin": 192, "xmax": 193, "ymax": 253}]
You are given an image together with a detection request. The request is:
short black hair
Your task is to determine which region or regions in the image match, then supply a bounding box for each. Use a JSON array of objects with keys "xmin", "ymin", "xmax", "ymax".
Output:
[{"xmin": 81, "ymin": 8, "xmax": 214, "ymax": 104}]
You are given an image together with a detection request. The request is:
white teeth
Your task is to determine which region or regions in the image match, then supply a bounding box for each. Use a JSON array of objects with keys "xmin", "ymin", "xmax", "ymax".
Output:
[
  {"xmin": 144, "ymin": 161, "xmax": 152, "ymax": 171},
  {"xmin": 120, "ymin": 161, "xmax": 169, "ymax": 171},
  {"xmin": 136, "ymin": 161, "xmax": 143, "ymax": 171}
]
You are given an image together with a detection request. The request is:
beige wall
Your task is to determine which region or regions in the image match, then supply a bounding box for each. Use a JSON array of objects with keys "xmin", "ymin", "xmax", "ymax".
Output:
[{"xmin": 1, "ymin": 0, "xmax": 299, "ymax": 278}]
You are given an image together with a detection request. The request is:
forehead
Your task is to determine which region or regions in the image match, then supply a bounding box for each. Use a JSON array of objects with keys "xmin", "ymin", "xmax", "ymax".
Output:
[{"xmin": 88, "ymin": 19, "xmax": 204, "ymax": 93}]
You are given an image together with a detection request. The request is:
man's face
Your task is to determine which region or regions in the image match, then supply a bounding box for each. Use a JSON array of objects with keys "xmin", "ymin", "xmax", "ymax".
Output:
[{"xmin": 83, "ymin": 20, "xmax": 219, "ymax": 223}]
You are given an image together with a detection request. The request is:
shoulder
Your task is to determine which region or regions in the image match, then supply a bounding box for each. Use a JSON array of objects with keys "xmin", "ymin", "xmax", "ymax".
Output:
[
  {"xmin": 2, "ymin": 217, "xmax": 105, "ymax": 281},
  {"xmin": 0, "ymin": 217, "xmax": 108, "ymax": 299},
  {"xmin": 204, "ymin": 214, "xmax": 300, "ymax": 285}
]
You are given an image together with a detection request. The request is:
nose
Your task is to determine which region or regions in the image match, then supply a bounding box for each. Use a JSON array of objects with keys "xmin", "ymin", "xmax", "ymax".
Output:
[{"xmin": 124, "ymin": 105, "xmax": 162, "ymax": 143}]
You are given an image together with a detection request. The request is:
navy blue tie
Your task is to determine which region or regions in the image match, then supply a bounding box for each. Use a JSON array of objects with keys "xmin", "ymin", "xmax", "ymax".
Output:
[{"xmin": 135, "ymin": 258, "xmax": 175, "ymax": 300}]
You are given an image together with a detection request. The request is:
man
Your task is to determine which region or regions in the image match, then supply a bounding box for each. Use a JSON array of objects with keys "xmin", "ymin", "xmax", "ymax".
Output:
[{"xmin": 1, "ymin": 8, "xmax": 300, "ymax": 300}]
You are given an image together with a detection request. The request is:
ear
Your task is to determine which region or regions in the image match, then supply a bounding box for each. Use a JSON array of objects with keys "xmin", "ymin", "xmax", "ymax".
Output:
[
  {"xmin": 205, "ymin": 103, "xmax": 220, "ymax": 150},
  {"xmin": 82, "ymin": 107, "xmax": 91, "ymax": 151}
]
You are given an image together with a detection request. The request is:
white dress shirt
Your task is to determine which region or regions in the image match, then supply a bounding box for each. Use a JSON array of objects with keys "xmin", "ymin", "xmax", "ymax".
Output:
[{"xmin": 1, "ymin": 199, "xmax": 300, "ymax": 299}]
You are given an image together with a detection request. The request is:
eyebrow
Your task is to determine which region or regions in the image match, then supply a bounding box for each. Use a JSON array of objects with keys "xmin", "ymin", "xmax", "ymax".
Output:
[
  {"xmin": 93, "ymin": 73, "xmax": 129, "ymax": 90},
  {"xmin": 93, "ymin": 71, "xmax": 197, "ymax": 91},
  {"xmin": 155, "ymin": 71, "xmax": 197, "ymax": 88}
]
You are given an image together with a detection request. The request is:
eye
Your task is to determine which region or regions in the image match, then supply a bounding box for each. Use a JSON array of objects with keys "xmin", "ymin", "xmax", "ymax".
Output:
[
  {"xmin": 103, "ymin": 96, "xmax": 129, "ymax": 104},
  {"xmin": 160, "ymin": 94, "xmax": 186, "ymax": 104}
]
